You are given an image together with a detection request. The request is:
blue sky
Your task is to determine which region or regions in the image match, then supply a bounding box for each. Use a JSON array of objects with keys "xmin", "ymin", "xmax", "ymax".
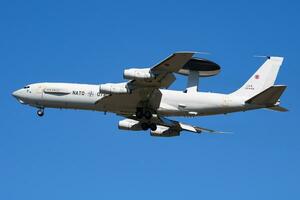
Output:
[{"xmin": 0, "ymin": 0, "xmax": 299, "ymax": 199}]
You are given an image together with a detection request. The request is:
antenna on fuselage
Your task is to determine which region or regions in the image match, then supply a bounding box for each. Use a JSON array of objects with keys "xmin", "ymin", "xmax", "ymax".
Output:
[{"xmin": 253, "ymin": 55, "xmax": 271, "ymax": 59}]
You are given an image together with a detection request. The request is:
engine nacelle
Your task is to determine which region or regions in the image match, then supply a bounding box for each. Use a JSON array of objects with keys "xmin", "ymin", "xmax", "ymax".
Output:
[
  {"xmin": 150, "ymin": 125, "xmax": 180, "ymax": 137},
  {"xmin": 99, "ymin": 83, "xmax": 130, "ymax": 94},
  {"xmin": 118, "ymin": 119, "xmax": 143, "ymax": 131},
  {"xmin": 123, "ymin": 68, "xmax": 154, "ymax": 80}
]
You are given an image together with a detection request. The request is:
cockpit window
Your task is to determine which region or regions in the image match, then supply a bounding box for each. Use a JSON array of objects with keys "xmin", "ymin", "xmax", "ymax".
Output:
[{"xmin": 23, "ymin": 86, "xmax": 30, "ymax": 89}]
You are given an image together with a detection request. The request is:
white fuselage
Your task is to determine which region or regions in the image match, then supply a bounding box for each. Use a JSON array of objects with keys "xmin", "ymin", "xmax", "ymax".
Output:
[{"xmin": 12, "ymin": 82, "xmax": 261, "ymax": 117}]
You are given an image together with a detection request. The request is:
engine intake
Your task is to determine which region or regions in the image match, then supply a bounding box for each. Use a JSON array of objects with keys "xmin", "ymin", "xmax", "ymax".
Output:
[{"xmin": 123, "ymin": 68, "xmax": 154, "ymax": 80}]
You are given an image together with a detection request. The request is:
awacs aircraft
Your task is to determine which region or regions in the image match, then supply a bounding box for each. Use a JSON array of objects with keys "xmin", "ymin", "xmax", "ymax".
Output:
[{"xmin": 12, "ymin": 52, "xmax": 287, "ymax": 137}]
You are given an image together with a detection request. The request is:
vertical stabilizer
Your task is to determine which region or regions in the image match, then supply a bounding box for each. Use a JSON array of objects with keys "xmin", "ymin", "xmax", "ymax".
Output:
[{"xmin": 231, "ymin": 56, "xmax": 284, "ymax": 98}]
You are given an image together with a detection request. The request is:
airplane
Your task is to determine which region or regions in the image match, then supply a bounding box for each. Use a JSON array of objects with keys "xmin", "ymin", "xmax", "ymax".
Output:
[{"xmin": 12, "ymin": 52, "xmax": 287, "ymax": 137}]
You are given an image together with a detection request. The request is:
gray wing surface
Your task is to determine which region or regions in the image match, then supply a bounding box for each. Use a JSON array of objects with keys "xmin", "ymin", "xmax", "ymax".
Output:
[{"xmin": 129, "ymin": 52, "xmax": 195, "ymax": 89}]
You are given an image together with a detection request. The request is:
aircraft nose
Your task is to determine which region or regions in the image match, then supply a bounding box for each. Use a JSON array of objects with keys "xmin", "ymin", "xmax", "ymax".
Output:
[
  {"xmin": 12, "ymin": 89, "xmax": 21, "ymax": 98},
  {"xmin": 12, "ymin": 89, "xmax": 27, "ymax": 104}
]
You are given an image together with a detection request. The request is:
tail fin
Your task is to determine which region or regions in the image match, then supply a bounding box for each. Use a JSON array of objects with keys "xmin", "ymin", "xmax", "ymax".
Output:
[{"xmin": 231, "ymin": 56, "xmax": 284, "ymax": 98}]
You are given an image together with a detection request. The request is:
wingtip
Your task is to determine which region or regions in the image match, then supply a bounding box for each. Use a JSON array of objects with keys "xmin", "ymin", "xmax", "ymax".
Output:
[
  {"xmin": 174, "ymin": 51, "xmax": 197, "ymax": 55},
  {"xmin": 209, "ymin": 131, "xmax": 233, "ymax": 134},
  {"xmin": 194, "ymin": 126, "xmax": 232, "ymax": 134},
  {"xmin": 174, "ymin": 51, "xmax": 211, "ymax": 55}
]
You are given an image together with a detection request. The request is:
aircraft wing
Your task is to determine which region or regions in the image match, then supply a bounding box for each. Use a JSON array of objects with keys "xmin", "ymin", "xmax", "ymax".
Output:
[
  {"xmin": 129, "ymin": 52, "xmax": 195, "ymax": 89},
  {"xmin": 122, "ymin": 115, "xmax": 225, "ymax": 137},
  {"xmin": 96, "ymin": 52, "xmax": 196, "ymax": 114}
]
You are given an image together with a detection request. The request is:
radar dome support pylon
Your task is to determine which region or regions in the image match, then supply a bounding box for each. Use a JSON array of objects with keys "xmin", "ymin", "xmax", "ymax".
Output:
[{"xmin": 186, "ymin": 70, "xmax": 199, "ymax": 93}]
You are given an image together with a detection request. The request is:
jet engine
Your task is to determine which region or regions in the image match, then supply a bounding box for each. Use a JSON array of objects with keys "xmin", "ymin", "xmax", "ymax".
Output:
[
  {"xmin": 118, "ymin": 119, "xmax": 143, "ymax": 131},
  {"xmin": 99, "ymin": 83, "xmax": 130, "ymax": 94},
  {"xmin": 123, "ymin": 68, "xmax": 154, "ymax": 80},
  {"xmin": 150, "ymin": 125, "xmax": 180, "ymax": 137}
]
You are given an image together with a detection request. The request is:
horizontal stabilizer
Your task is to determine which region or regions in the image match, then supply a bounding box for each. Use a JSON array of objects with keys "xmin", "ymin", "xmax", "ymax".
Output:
[
  {"xmin": 266, "ymin": 106, "xmax": 288, "ymax": 112},
  {"xmin": 245, "ymin": 85, "xmax": 286, "ymax": 105}
]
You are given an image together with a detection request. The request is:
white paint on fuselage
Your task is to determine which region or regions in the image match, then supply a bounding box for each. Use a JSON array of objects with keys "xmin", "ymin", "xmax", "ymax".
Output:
[
  {"xmin": 12, "ymin": 82, "xmax": 260, "ymax": 117},
  {"xmin": 157, "ymin": 89, "xmax": 249, "ymax": 116}
]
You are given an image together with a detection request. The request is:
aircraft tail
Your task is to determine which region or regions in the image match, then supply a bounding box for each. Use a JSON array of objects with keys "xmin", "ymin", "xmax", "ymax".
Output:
[
  {"xmin": 231, "ymin": 56, "xmax": 284, "ymax": 98},
  {"xmin": 245, "ymin": 85, "xmax": 286, "ymax": 106}
]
